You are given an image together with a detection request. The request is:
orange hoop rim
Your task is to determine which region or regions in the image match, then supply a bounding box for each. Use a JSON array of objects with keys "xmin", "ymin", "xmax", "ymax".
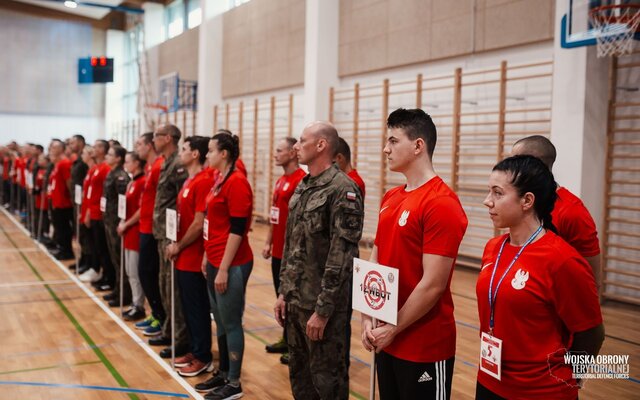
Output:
[
  {"xmin": 589, "ymin": 4, "xmax": 640, "ymax": 27},
  {"xmin": 145, "ymin": 103, "xmax": 169, "ymax": 112}
]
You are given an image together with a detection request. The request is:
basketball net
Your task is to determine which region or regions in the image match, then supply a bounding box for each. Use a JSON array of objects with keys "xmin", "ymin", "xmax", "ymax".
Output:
[{"xmin": 589, "ymin": 5, "xmax": 640, "ymax": 58}]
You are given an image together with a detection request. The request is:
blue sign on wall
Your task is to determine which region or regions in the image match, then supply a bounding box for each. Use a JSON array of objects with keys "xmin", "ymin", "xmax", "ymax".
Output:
[{"xmin": 78, "ymin": 57, "xmax": 114, "ymax": 84}]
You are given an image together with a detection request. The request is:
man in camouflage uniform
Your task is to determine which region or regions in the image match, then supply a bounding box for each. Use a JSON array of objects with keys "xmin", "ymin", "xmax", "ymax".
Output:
[
  {"xmin": 274, "ymin": 121, "xmax": 364, "ymax": 400},
  {"xmin": 102, "ymin": 145, "xmax": 131, "ymax": 304},
  {"xmin": 152, "ymin": 124, "xmax": 189, "ymax": 358}
]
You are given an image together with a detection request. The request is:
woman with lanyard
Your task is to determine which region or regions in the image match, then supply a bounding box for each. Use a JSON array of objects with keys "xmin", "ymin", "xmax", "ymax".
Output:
[
  {"xmin": 199, "ymin": 132, "xmax": 253, "ymax": 400},
  {"xmin": 476, "ymin": 155, "xmax": 604, "ymax": 400}
]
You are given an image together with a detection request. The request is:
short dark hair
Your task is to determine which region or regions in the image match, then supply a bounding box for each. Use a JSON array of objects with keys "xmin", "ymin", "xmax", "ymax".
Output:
[
  {"xmin": 335, "ymin": 137, "xmax": 351, "ymax": 162},
  {"xmin": 72, "ymin": 134, "xmax": 86, "ymax": 145},
  {"xmin": 160, "ymin": 124, "xmax": 182, "ymax": 145},
  {"xmin": 513, "ymin": 135, "xmax": 557, "ymax": 170},
  {"xmin": 96, "ymin": 139, "xmax": 109, "ymax": 153},
  {"xmin": 51, "ymin": 139, "xmax": 66, "ymax": 150},
  {"xmin": 283, "ymin": 137, "xmax": 297, "ymax": 148},
  {"xmin": 34, "ymin": 145, "xmax": 44, "ymax": 153},
  {"xmin": 185, "ymin": 136, "xmax": 209, "ymax": 165},
  {"xmin": 387, "ymin": 108, "xmax": 437, "ymax": 158},
  {"xmin": 141, "ymin": 132, "xmax": 154, "ymax": 145}
]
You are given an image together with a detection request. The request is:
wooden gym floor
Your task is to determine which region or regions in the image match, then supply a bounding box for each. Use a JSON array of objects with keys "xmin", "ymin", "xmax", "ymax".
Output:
[{"xmin": 0, "ymin": 209, "xmax": 638, "ymax": 399}]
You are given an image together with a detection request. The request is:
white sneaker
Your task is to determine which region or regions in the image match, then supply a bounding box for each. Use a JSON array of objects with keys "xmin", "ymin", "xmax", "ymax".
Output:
[{"xmin": 79, "ymin": 269, "xmax": 102, "ymax": 283}]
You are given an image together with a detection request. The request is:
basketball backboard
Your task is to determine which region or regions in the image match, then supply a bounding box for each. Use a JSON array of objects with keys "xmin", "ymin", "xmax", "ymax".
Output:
[{"xmin": 561, "ymin": 0, "xmax": 640, "ymax": 48}]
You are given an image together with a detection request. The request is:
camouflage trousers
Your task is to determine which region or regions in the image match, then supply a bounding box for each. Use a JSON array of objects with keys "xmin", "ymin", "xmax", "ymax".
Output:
[
  {"xmin": 104, "ymin": 221, "xmax": 131, "ymax": 299},
  {"xmin": 286, "ymin": 304, "xmax": 349, "ymax": 400},
  {"xmin": 157, "ymin": 238, "xmax": 189, "ymax": 348}
]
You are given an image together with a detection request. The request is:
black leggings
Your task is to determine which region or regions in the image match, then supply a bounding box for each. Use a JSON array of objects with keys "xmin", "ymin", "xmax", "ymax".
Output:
[
  {"xmin": 138, "ymin": 233, "xmax": 165, "ymax": 322},
  {"xmin": 89, "ymin": 219, "xmax": 114, "ymax": 283}
]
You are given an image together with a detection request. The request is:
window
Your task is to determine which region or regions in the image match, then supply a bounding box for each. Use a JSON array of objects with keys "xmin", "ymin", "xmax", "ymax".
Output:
[
  {"xmin": 187, "ymin": 0, "xmax": 201, "ymax": 29},
  {"xmin": 122, "ymin": 25, "xmax": 142, "ymax": 121},
  {"xmin": 166, "ymin": 0, "xmax": 184, "ymax": 39}
]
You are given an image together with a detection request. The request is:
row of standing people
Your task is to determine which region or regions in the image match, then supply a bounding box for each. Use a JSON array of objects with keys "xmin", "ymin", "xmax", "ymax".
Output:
[{"xmin": 1, "ymin": 107, "xmax": 605, "ymax": 400}]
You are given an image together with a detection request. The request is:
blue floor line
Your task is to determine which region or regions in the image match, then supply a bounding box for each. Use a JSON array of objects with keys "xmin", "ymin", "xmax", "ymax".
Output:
[{"xmin": 0, "ymin": 380, "xmax": 189, "ymax": 398}]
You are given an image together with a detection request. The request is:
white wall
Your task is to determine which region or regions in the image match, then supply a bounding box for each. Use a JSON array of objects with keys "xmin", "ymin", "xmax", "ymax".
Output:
[{"xmin": 0, "ymin": 114, "xmax": 103, "ymax": 145}]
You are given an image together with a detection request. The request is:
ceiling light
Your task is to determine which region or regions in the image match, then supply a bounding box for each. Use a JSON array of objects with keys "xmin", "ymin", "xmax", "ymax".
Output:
[{"xmin": 64, "ymin": 1, "xmax": 78, "ymax": 9}]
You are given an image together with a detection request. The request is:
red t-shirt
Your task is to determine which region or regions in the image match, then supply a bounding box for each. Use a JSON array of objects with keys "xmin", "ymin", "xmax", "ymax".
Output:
[
  {"xmin": 13, "ymin": 156, "xmax": 23, "ymax": 185},
  {"xmin": 2, "ymin": 157, "xmax": 9, "ymax": 180},
  {"xmin": 81, "ymin": 165, "xmax": 94, "ymax": 220},
  {"xmin": 48, "ymin": 158, "xmax": 72, "ymax": 209},
  {"xmin": 374, "ymin": 176, "xmax": 468, "ymax": 363},
  {"xmin": 139, "ymin": 156, "xmax": 164, "ymax": 234},
  {"xmin": 270, "ymin": 168, "xmax": 306, "ymax": 259},
  {"xmin": 236, "ymin": 158, "xmax": 247, "ymax": 176},
  {"xmin": 34, "ymin": 168, "xmax": 48, "ymax": 210},
  {"xmin": 87, "ymin": 162, "xmax": 111, "ymax": 220},
  {"xmin": 476, "ymin": 232, "xmax": 602, "ymax": 400},
  {"xmin": 123, "ymin": 174, "xmax": 146, "ymax": 251},
  {"xmin": 552, "ymin": 187, "xmax": 600, "ymax": 258},
  {"xmin": 176, "ymin": 169, "xmax": 215, "ymax": 272},
  {"xmin": 347, "ymin": 169, "xmax": 366, "ymax": 199},
  {"xmin": 204, "ymin": 170, "xmax": 253, "ymax": 267}
]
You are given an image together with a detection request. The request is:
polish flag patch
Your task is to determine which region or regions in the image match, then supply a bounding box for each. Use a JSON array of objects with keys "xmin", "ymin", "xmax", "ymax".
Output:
[{"xmin": 346, "ymin": 191, "xmax": 357, "ymax": 201}]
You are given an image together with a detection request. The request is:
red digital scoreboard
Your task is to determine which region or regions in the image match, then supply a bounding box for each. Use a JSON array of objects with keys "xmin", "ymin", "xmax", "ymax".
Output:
[{"xmin": 78, "ymin": 56, "xmax": 114, "ymax": 83}]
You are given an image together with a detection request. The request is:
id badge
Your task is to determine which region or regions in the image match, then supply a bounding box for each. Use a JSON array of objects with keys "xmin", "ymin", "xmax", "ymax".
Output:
[
  {"xmin": 480, "ymin": 332, "xmax": 502, "ymax": 381},
  {"xmin": 203, "ymin": 218, "xmax": 209, "ymax": 240},
  {"xmin": 100, "ymin": 196, "xmax": 106, "ymax": 213},
  {"xmin": 270, "ymin": 206, "xmax": 280, "ymax": 225}
]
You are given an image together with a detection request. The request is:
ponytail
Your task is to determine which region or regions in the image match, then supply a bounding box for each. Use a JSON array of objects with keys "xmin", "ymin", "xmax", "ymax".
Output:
[{"xmin": 211, "ymin": 132, "xmax": 240, "ymax": 193}]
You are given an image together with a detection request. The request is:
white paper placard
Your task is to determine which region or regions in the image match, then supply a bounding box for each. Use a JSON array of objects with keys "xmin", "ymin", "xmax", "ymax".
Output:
[
  {"xmin": 117, "ymin": 194, "xmax": 126, "ymax": 219},
  {"xmin": 166, "ymin": 208, "xmax": 177, "ymax": 241},
  {"xmin": 99, "ymin": 196, "xmax": 106, "ymax": 213},
  {"xmin": 74, "ymin": 185, "xmax": 82, "ymax": 205},
  {"xmin": 352, "ymin": 258, "xmax": 399, "ymax": 325}
]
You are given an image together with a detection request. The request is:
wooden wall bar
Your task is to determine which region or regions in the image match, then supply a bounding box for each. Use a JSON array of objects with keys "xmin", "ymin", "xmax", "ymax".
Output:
[
  {"xmin": 330, "ymin": 59, "xmax": 554, "ymax": 267},
  {"xmin": 602, "ymin": 53, "xmax": 640, "ymax": 305}
]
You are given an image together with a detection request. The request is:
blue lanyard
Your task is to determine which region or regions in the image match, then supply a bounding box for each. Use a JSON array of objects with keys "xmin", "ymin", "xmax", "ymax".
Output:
[{"xmin": 488, "ymin": 225, "xmax": 543, "ymax": 333}]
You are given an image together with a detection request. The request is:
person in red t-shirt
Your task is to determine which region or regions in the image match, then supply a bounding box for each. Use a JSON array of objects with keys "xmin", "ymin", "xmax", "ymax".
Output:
[
  {"xmin": 79, "ymin": 140, "xmax": 114, "ymax": 284},
  {"xmin": 2, "ymin": 147, "xmax": 11, "ymax": 206},
  {"xmin": 476, "ymin": 155, "xmax": 604, "ymax": 400},
  {"xmin": 47, "ymin": 139, "xmax": 75, "ymax": 260},
  {"xmin": 79, "ymin": 146, "xmax": 96, "ymax": 274},
  {"xmin": 511, "ymin": 135, "xmax": 601, "ymax": 287},
  {"xmin": 334, "ymin": 136, "xmax": 366, "ymax": 199},
  {"xmin": 132, "ymin": 132, "xmax": 166, "ymax": 336},
  {"xmin": 362, "ymin": 109, "xmax": 468, "ymax": 400},
  {"xmin": 201, "ymin": 133, "xmax": 253, "ymax": 399},
  {"xmin": 117, "ymin": 152, "xmax": 147, "ymax": 322},
  {"xmin": 163, "ymin": 136, "xmax": 216, "ymax": 377},
  {"xmin": 261, "ymin": 137, "xmax": 306, "ymax": 361}
]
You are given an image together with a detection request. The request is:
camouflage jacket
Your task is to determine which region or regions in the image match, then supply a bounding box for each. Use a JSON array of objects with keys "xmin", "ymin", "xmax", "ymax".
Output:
[
  {"xmin": 103, "ymin": 166, "xmax": 129, "ymax": 226},
  {"xmin": 279, "ymin": 164, "xmax": 364, "ymax": 318},
  {"xmin": 152, "ymin": 150, "xmax": 187, "ymax": 240}
]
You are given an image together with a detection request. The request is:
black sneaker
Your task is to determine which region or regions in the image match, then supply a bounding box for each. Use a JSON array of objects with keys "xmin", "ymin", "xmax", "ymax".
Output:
[
  {"xmin": 103, "ymin": 291, "xmax": 118, "ymax": 301},
  {"xmin": 123, "ymin": 307, "xmax": 146, "ymax": 321},
  {"xmin": 195, "ymin": 370, "xmax": 228, "ymax": 393},
  {"xmin": 265, "ymin": 337, "xmax": 287, "ymax": 354},
  {"xmin": 280, "ymin": 353, "xmax": 289, "ymax": 365},
  {"xmin": 204, "ymin": 383, "xmax": 242, "ymax": 400}
]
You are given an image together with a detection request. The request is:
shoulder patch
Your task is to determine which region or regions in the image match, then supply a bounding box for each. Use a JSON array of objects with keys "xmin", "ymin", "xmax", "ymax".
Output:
[
  {"xmin": 177, "ymin": 168, "xmax": 185, "ymax": 174},
  {"xmin": 346, "ymin": 191, "xmax": 357, "ymax": 201}
]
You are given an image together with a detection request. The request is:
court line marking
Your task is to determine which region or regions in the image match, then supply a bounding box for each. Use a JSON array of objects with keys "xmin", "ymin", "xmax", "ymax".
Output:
[
  {"xmin": 0, "ymin": 279, "xmax": 74, "ymax": 288},
  {"xmin": 0, "ymin": 219, "xmax": 139, "ymax": 400},
  {"xmin": 0, "ymin": 209, "xmax": 203, "ymax": 400},
  {"xmin": 0, "ymin": 209, "xmax": 204, "ymax": 400},
  {"xmin": 0, "ymin": 381, "xmax": 189, "ymax": 398},
  {"xmin": 0, "ymin": 360, "xmax": 102, "ymax": 376},
  {"xmin": 0, "ymin": 247, "xmax": 39, "ymax": 253}
]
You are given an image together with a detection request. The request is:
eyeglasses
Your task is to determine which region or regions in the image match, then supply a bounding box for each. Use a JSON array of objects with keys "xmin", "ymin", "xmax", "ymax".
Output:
[{"xmin": 153, "ymin": 133, "xmax": 168, "ymax": 138}]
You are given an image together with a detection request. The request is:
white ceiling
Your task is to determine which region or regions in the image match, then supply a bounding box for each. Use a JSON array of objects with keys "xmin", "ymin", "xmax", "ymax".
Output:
[{"xmin": 15, "ymin": 0, "xmax": 124, "ymax": 20}]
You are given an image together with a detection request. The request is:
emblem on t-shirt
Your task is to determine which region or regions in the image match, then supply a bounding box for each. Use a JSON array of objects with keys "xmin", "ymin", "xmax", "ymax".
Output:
[
  {"xmin": 183, "ymin": 188, "xmax": 190, "ymax": 198},
  {"xmin": 283, "ymin": 182, "xmax": 290, "ymax": 191},
  {"xmin": 398, "ymin": 210, "xmax": 410, "ymax": 227},
  {"xmin": 511, "ymin": 269, "xmax": 529, "ymax": 290}
]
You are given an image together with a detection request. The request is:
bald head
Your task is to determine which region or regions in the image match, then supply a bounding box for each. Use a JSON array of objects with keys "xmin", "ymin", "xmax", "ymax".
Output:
[
  {"xmin": 511, "ymin": 135, "xmax": 557, "ymax": 170},
  {"xmin": 305, "ymin": 121, "xmax": 339, "ymax": 154}
]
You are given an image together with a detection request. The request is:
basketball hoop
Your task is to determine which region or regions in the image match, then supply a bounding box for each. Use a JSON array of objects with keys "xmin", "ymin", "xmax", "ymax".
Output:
[
  {"xmin": 589, "ymin": 4, "xmax": 640, "ymax": 57},
  {"xmin": 145, "ymin": 103, "xmax": 168, "ymax": 113}
]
